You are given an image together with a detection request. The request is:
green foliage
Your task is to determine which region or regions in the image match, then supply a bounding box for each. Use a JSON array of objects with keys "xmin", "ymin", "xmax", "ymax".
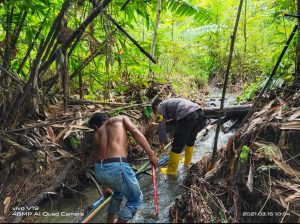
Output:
[
  {"xmin": 237, "ymin": 69, "xmax": 295, "ymax": 103},
  {"xmin": 166, "ymin": 0, "xmax": 211, "ymax": 23},
  {"xmin": 240, "ymin": 146, "xmax": 250, "ymax": 162},
  {"xmin": 236, "ymin": 145, "xmax": 250, "ymax": 176},
  {"xmin": 237, "ymin": 81, "xmax": 261, "ymax": 102},
  {"xmin": 0, "ymin": 0, "xmax": 297, "ymax": 103},
  {"xmin": 257, "ymin": 144, "xmax": 277, "ymax": 158},
  {"xmin": 68, "ymin": 136, "xmax": 81, "ymax": 151},
  {"xmin": 143, "ymin": 105, "xmax": 153, "ymax": 119}
]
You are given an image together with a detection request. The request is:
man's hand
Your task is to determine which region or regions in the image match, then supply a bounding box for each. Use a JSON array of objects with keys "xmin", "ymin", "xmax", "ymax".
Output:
[
  {"xmin": 150, "ymin": 122, "xmax": 159, "ymax": 126},
  {"xmin": 158, "ymin": 143, "xmax": 164, "ymax": 152},
  {"xmin": 103, "ymin": 187, "xmax": 113, "ymax": 195},
  {"xmin": 149, "ymin": 153, "xmax": 158, "ymax": 167}
]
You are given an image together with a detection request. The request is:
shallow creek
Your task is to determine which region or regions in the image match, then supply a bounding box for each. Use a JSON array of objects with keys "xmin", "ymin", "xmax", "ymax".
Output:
[{"xmin": 35, "ymin": 87, "xmax": 240, "ymax": 223}]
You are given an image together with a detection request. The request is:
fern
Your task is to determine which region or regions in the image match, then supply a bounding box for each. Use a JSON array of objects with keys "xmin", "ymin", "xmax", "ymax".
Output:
[{"xmin": 180, "ymin": 23, "xmax": 227, "ymax": 40}]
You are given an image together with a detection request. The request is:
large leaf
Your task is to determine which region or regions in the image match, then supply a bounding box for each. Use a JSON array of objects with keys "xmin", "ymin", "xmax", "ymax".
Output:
[
  {"xmin": 166, "ymin": 0, "xmax": 211, "ymax": 23},
  {"xmin": 143, "ymin": 105, "xmax": 153, "ymax": 119}
]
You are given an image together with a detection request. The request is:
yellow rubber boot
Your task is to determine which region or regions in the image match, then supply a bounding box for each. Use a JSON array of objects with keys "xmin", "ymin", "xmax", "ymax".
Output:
[
  {"xmin": 160, "ymin": 151, "xmax": 180, "ymax": 175},
  {"xmin": 184, "ymin": 146, "xmax": 194, "ymax": 167}
]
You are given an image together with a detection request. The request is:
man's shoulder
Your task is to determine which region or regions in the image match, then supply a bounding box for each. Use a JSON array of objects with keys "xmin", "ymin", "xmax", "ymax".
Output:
[
  {"xmin": 109, "ymin": 115, "xmax": 128, "ymax": 123},
  {"xmin": 109, "ymin": 116, "xmax": 122, "ymax": 121}
]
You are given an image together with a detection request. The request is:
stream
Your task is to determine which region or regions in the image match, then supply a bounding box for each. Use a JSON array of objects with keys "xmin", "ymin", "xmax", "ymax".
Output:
[{"xmin": 35, "ymin": 87, "xmax": 240, "ymax": 223}]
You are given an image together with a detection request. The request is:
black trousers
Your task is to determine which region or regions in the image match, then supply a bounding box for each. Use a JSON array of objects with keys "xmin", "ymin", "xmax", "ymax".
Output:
[{"xmin": 171, "ymin": 109, "xmax": 207, "ymax": 154}]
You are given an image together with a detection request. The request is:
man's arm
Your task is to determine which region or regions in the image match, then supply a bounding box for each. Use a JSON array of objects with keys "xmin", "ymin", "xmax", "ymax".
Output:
[
  {"xmin": 156, "ymin": 104, "xmax": 168, "ymax": 149},
  {"xmin": 157, "ymin": 118, "xmax": 168, "ymax": 144},
  {"xmin": 123, "ymin": 116, "xmax": 158, "ymax": 166}
]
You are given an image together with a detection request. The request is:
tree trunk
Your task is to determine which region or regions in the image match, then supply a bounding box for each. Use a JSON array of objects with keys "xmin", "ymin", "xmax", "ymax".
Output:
[
  {"xmin": 79, "ymin": 74, "xmax": 83, "ymax": 100},
  {"xmin": 244, "ymin": 0, "xmax": 247, "ymax": 54},
  {"xmin": 62, "ymin": 50, "xmax": 70, "ymax": 112},
  {"xmin": 56, "ymin": 49, "xmax": 70, "ymax": 112},
  {"xmin": 3, "ymin": 37, "xmax": 46, "ymax": 128},
  {"xmin": 2, "ymin": 5, "xmax": 14, "ymax": 69},
  {"xmin": 211, "ymin": 0, "xmax": 244, "ymax": 166},
  {"xmin": 295, "ymin": 0, "xmax": 300, "ymax": 85},
  {"xmin": 149, "ymin": 0, "xmax": 162, "ymax": 78}
]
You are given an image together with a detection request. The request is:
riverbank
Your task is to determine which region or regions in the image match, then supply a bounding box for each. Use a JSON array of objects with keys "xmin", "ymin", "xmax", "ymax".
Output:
[
  {"xmin": 170, "ymin": 86, "xmax": 300, "ymax": 223},
  {"xmin": 1, "ymin": 82, "xmax": 210, "ymax": 223},
  {"xmin": 0, "ymin": 82, "xmax": 246, "ymax": 223},
  {"xmin": 33, "ymin": 86, "xmax": 242, "ymax": 223}
]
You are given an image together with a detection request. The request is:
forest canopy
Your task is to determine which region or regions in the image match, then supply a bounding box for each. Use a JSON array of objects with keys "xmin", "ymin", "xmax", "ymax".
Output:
[{"xmin": 0, "ymin": 0, "xmax": 297, "ymax": 127}]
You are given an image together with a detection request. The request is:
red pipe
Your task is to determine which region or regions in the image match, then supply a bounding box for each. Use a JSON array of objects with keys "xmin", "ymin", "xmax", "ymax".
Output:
[{"xmin": 151, "ymin": 163, "xmax": 159, "ymax": 216}]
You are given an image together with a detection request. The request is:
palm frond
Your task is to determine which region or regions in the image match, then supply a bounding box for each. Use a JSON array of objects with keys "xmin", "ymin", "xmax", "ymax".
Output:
[{"xmin": 166, "ymin": 0, "xmax": 211, "ymax": 23}]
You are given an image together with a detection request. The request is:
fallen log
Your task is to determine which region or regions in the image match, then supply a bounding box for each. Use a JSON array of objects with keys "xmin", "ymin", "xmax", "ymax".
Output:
[
  {"xmin": 203, "ymin": 104, "xmax": 252, "ymax": 120},
  {"xmin": 0, "ymin": 135, "xmax": 32, "ymax": 154},
  {"xmin": 67, "ymin": 98, "xmax": 129, "ymax": 106}
]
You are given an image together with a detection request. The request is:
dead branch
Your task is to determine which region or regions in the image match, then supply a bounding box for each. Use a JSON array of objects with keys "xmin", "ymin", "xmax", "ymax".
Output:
[
  {"xmin": 67, "ymin": 98, "xmax": 128, "ymax": 106},
  {"xmin": 0, "ymin": 66, "xmax": 23, "ymax": 86},
  {"xmin": 86, "ymin": 169, "xmax": 103, "ymax": 196},
  {"xmin": 120, "ymin": 111, "xmax": 140, "ymax": 120},
  {"xmin": 0, "ymin": 135, "xmax": 32, "ymax": 154},
  {"xmin": 3, "ymin": 103, "xmax": 148, "ymax": 133}
]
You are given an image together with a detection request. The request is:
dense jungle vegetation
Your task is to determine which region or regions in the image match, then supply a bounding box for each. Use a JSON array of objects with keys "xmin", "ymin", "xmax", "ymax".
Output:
[
  {"xmin": 0, "ymin": 0, "xmax": 298, "ymax": 124},
  {"xmin": 0, "ymin": 0, "xmax": 300, "ymax": 223}
]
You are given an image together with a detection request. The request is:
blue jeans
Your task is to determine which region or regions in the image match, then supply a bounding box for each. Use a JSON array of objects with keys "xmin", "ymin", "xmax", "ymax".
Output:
[{"xmin": 94, "ymin": 160, "xmax": 143, "ymax": 221}]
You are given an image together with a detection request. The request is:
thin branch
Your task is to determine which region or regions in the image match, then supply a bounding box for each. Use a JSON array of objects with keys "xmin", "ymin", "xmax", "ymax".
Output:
[
  {"xmin": 106, "ymin": 14, "xmax": 157, "ymax": 64},
  {"xmin": 10, "ymin": 10, "xmax": 27, "ymax": 51},
  {"xmin": 241, "ymin": 24, "xmax": 298, "ymax": 126},
  {"xmin": 86, "ymin": 170, "xmax": 103, "ymax": 196},
  {"xmin": 0, "ymin": 66, "xmax": 24, "ymax": 86},
  {"xmin": 121, "ymin": 0, "xmax": 131, "ymax": 10}
]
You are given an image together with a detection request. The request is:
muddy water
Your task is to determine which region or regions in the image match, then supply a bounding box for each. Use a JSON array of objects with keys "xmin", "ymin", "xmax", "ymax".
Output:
[{"xmin": 35, "ymin": 87, "xmax": 239, "ymax": 223}]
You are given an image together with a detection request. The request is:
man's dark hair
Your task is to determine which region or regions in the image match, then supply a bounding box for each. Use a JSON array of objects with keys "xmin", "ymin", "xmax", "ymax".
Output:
[
  {"xmin": 88, "ymin": 113, "xmax": 108, "ymax": 129},
  {"xmin": 151, "ymin": 98, "xmax": 162, "ymax": 109}
]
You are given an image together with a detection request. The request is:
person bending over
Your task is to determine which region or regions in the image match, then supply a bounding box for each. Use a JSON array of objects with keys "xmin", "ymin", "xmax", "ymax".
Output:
[
  {"xmin": 88, "ymin": 113, "xmax": 158, "ymax": 223},
  {"xmin": 152, "ymin": 98, "xmax": 206, "ymax": 175}
]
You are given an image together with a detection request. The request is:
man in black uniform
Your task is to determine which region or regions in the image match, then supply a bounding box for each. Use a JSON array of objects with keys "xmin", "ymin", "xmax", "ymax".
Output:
[{"xmin": 152, "ymin": 98, "xmax": 206, "ymax": 175}]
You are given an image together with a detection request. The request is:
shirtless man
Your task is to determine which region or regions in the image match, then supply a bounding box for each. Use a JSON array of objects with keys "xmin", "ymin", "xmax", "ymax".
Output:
[{"xmin": 88, "ymin": 113, "xmax": 158, "ymax": 223}]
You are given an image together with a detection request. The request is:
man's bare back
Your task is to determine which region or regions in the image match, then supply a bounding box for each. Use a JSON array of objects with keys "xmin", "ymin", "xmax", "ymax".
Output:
[
  {"xmin": 93, "ymin": 116, "xmax": 128, "ymax": 160},
  {"xmin": 92, "ymin": 115, "xmax": 158, "ymax": 166}
]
